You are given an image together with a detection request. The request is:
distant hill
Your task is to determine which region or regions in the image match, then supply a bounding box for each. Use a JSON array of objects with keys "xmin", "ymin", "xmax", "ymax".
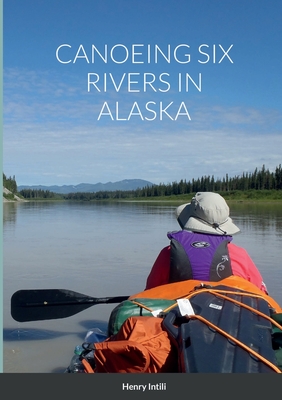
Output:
[{"xmin": 18, "ymin": 179, "xmax": 154, "ymax": 194}]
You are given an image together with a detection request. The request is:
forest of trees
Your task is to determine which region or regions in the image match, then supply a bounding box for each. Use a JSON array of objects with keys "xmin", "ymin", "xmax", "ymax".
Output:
[
  {"xmin": 18, "ymin": 188, "xmax": 57, "ymax": 199},
  {"xmin": 63, "ymin": 164, "xmax": 282, "ymax": 201},
  {"xmin": 3, "ymin": 173, "xmax": 56, "ymax": 199},
  {"xmin": 5, "ymin": 163, "xmax": 282, "ymax": 201},
  {"xmin": 3, "ymin": 173, "xmax": 17, "ymax": 193}
]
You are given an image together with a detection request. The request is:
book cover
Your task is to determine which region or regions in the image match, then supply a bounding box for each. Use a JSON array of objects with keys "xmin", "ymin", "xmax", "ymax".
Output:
[{"xmin": 2, "ymin": 0, "xmax": 282, "ymax": 390}]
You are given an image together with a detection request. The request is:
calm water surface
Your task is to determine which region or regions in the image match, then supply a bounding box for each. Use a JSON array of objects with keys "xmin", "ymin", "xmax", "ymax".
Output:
[{"xmin": 3, "ymin": 200, "xmax": 282, "ymax": 373}]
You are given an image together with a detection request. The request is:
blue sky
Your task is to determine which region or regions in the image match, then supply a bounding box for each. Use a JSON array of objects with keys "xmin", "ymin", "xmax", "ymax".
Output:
[{"xmin": 3, "ymin": 0, "xmax": 282, "ymax": 186}]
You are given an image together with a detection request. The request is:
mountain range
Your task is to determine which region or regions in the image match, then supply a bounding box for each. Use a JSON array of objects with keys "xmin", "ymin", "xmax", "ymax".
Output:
[{"xmin": 18, "ymin": 179, "xmax": 154, "ymax": 195}]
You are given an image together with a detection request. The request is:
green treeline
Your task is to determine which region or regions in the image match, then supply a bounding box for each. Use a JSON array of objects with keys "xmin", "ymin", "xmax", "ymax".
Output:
[
  {"xmin": 19, "ymin": 188, "xmax": 57, "ymax": 199},
  {"xmin": 3, "ymin": 173, "xmax": 17, "ymax": 193},
  {"xmin": 7, "ymin": 163, "xmax": 282, "ymax": 201},
  {"xmin": 3, "ymin": 173, "xmax": 57, "ymax": 199},
  {"xmin": 63, "ymin": 164, "xmax": 282, "ymax": 201}
]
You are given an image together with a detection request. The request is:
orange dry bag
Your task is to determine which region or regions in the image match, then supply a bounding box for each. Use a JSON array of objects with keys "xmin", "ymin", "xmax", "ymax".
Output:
[{"xmin": 94, "ymin": 316, "xmax": 178, "ymax": 373}]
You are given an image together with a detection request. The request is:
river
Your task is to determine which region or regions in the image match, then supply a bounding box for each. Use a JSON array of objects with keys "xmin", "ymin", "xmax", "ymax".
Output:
[{"xmin": 3, "ymin": 200, "xmax": 282, "ymax": 373}]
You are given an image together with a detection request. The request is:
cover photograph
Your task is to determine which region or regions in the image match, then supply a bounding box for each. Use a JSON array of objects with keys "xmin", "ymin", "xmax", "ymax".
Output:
[{"xmin": 2, "ymin": 0, "xmax": 282, "ymax": 387}]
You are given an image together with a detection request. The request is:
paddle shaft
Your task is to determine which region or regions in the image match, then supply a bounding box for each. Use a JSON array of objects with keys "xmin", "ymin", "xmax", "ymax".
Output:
[{"xmin": 22, "ymin": 296, "xmax": 129, "ymax": 308}]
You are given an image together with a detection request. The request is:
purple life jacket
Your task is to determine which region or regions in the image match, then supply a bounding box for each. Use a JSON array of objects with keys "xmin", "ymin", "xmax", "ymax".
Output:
[{"xmin": 167, "ymin": 231, "xmax": 233, "ymax": 283}]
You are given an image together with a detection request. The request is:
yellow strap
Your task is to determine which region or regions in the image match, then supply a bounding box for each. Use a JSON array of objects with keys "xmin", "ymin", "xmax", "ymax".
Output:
[
  {"xmin": 131, "ymin": 290, "xmax": 282, "ymax": 331},
  {"xmin": 130, "ymin": 289, "xmax": 282, "ymax": 373},
  {"xmin": 189, "ymin": 314, "xmax": 282, "ymax": 373},
  {"xmin": 130, "ymin": 300, "xmax": 155, "ymax": 312},
  {"xmin": 184, "ymin": 288, "xmax": 282, "ymax": 331},
  {"xmin": 81, "ymin": 358, "xmax": 95, "ymax": 373}
]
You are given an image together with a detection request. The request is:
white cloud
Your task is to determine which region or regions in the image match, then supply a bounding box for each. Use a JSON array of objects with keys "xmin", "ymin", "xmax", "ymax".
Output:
[{"xmin": 3, "ymin": 67, "xmax": 282, "ymax": 185}]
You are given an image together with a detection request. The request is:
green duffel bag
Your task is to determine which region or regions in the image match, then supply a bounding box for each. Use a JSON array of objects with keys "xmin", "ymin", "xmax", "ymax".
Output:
[{"xmin": 107, "ymin": 298, "xmax": 177, "ymax": 336}]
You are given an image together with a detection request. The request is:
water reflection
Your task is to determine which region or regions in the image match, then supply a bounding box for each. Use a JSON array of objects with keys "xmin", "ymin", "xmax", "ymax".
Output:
[
  {"xmin": 3, "ymin": 200, "xmax": 282, "ymax": 372},
  {"xmin": 3, "ymin": 202, "xmax": 18, "ymax": 226},
  {"xmin": 3, "ymin": 317, "xmax": 108, "ymax": 342},
  {"xmin": 230, "ymin": 202, "xmax": 282, "ymax": 235}
]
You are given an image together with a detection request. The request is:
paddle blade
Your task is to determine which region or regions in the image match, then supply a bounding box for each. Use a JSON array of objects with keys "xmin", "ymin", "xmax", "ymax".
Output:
[
  {"xmin": 11, "ymin": 289, "xmax": 129, "ymax": 322},
  {"xmin": 11, "ymin": 289, "xmax": 94, "ymax": 322},
  {"xmin": 11, "ymin": 299, "xmax": 94, "ymax": 322}
]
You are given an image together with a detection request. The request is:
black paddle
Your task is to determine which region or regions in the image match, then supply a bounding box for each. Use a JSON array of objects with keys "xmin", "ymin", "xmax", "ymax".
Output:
[{"xmin": 11, "ymin": 289, "xmax": 129, "ymax": 322}]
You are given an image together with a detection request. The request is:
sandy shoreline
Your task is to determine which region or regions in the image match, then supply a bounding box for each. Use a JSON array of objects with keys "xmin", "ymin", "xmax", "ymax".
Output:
[{"xmin": 3, "ymin": 187, "xmax": 27, "ymax": 202}]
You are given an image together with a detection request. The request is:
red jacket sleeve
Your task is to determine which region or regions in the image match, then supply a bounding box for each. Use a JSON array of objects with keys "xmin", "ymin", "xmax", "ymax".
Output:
[
  {"xmin": 145, "ymin": 246, "xmax": 171, "ymax": 290},
  {"xmin": 228, "ymin": 243, "xmax": 268, "ymax": 294}
]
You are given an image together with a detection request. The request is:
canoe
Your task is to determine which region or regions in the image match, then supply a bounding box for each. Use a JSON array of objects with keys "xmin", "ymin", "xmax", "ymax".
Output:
[{"xmin": 64, "ymin": 276, "xmax": 282, "ymax": 373}]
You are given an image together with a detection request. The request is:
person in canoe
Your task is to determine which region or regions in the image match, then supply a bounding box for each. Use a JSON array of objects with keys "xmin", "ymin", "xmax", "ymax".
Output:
[{"xmin": 145, "ymin": 191, "xmax": 268, "ymax": 294}]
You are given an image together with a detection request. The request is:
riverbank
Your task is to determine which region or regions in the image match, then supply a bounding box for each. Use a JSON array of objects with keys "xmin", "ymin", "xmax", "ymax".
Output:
[
  {"xmin": 3, "ymin": 187, "xmax": 282, "ymax": 203},
  {"xmin": 3, "ymin": 187, "xmax": 27, "ymax": 202},
  {"xmin": 120, "ymin": 189, "xmax": 282, "ymax": 203}
]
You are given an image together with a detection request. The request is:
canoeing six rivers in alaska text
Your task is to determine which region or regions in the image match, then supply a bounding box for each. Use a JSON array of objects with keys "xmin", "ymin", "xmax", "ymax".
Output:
[{"xmin": 55, "ymin": 43, "xmax": 234, "ymax": 121}]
